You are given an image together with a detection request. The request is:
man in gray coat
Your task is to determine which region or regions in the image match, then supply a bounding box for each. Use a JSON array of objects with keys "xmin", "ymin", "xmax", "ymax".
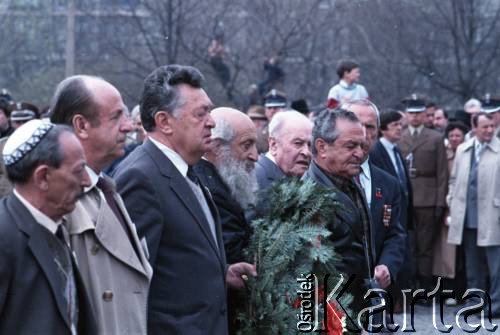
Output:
[
  {"xmin": 448, "ymin": 112, "xmax": 500, "ymax": 316},
  {"xmin": 50, "ymin": 75, "xmax": 152, "ymax": 334}
]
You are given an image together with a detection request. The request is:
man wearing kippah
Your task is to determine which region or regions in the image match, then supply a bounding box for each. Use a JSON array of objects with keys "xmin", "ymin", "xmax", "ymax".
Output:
[{"xmin": 0, "ymin": 120, "xmax": 96, "ymax": 334}]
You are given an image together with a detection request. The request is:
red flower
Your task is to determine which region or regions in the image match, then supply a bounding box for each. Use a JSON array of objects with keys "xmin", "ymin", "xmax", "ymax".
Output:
[
  {"xmin": 327, "ymin": 98, "xmax": 340, "ymax": 109},
  {"xmin": 322, "ymin": 301, "xmax": 346, "ymax": 335}
]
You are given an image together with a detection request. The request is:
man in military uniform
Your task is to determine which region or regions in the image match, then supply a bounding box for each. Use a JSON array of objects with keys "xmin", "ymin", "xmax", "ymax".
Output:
[
  {"xmin": 480, "ymin": 94, "xmax": 500, "ymax": 138},
  {"xmin": 0, "ymin": 102, "xmax": 39, "ymax": 198},
  {"xmin": 398, "ymin": 94, "xmax": 448, "ymax": 292},
  {"xmin": 264, "ymin": 89, "xmax": 287, "ymax": 121}
]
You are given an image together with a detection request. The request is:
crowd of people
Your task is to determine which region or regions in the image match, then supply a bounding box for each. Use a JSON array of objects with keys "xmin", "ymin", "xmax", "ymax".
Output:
[{"xmin": 0, "ymin": 59, "xmax": 499, "ymax": 334}]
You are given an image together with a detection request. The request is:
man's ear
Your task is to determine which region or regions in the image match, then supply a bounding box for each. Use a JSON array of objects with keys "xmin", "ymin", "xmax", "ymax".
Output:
[
  {"xmin": 314, "ymin": 138, "xmax": 327, "ymax": 159},
  {"xmin": 32, "ymin": 165, "xmax": 50, "ymax": 191},
  {"xmin": 268, "ymin": 136, "xmax": 278, "ymax": 156},
  {"xmin": 72, "ymin": 114, "xmax": 91, "ymax": 140},
  {"xmin": 154, "ymin": 111, "xmax": 174, "ymax": 135}
]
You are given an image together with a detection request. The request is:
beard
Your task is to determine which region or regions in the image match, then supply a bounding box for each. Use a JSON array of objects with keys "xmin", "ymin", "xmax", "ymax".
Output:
[{"xmin": 216, "ymin": 146, "xmax": 258, "ymax": 209}]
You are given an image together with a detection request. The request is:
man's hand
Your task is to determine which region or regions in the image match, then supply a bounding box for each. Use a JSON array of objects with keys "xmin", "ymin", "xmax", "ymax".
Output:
[
  {"xmin": 226, "ymin": 262, "xmax": 257, "ymax": 289},
  {"xmin": 374, "ymin": 265, "xmax": 391, "ymax": 289}
]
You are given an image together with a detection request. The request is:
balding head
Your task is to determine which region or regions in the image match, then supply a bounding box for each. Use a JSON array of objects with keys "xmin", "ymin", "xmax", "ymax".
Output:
[
  {"xmin": 211, "ymin": 107, "xmax": 254, "ymax": 142},
  {"xmin": 50, "ymin": 75, "xmax": 110, "ymax": 126},
  {"xmin": 50, "ymin": 75, "xmax": 132, "ymax": 173},
  {"xmin": 268, "ymin": 111, "xmax": 313, "ymax": 177},
  {"xmin": 207, "ymin": 107, "xmax": 259, "ymax": 208}
]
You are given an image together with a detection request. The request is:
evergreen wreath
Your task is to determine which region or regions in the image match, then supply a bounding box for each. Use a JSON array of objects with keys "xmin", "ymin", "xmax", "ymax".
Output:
[{"xmin": 238, "ymin": 178, "xmax": 352, "ymax": 334}]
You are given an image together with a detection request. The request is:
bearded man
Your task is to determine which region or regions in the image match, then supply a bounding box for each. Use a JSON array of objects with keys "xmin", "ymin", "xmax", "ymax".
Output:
[{"xmin": 194, "ymin": 107, "xmax": 258, "ymax": 264}]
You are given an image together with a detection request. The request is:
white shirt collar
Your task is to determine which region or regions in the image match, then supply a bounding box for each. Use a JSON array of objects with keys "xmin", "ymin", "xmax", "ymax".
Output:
[
  {"xmin": 265, "ymin": 151, "xmax": 277, "ymax": 164},
  {"xmin": 84, "ymin": 165, "xmax": 101, "ymax": 193},
  {"xmin": 339, "ymin": 79, "xmax": 356, "ymax": 89},
  {"xmin": 14, "ymin": 189, "xmax": 61, "ymax": 234},
  {"xmin": 360, "ymin": 159, "xmax": 371, "ymax": 180},
  {"xmin": 149, "ymin": 137, "xmax": 189, "ymax": 177},
  {"xmin": 380, "ymin": 137, "xmax": 396, "ymax": 150}
]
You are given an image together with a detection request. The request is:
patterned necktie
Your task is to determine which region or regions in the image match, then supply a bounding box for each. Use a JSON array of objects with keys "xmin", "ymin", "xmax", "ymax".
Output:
[{"xmin": 55, "ymin": 224, "xmax": 78, "ymax": 334}]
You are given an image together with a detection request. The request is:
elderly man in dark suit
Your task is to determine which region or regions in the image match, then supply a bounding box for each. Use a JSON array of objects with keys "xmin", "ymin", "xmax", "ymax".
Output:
[
  {"xmin": 342, "ymin": 100, "xmax": 406, "ymax": 290},
  {"xmin": 302, "ymin": 108, "xmax": 373, "ymax": 314},
  {"xmin": 195, "ymin": 107, "xmax": 258, "ymax": 264},
  {"xmin": 114, "ymin": 65, "xmax": 256, "ymax": 335},
  {"xmin": 50, "ymin": 75, "xmax": 153, "ymax": 334},
  {"xmin": 398, "ymin": 94, "xmax": 448, "ymax": 291},
  {"xmin": 194, "ymin": 107, "xmax": 258, "ymax": 333},
  {"xmin": 255, "ymin": 110, "xmax": 312, "ymax": 189},
  {"xmin": 0, "ymin": 120, "xmax": 96, "ymax": 334}
]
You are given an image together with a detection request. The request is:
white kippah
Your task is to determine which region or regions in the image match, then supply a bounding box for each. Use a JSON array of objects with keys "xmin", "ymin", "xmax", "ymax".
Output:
[{"xmin": 3, "ymin": 119, "xmax": 54, "ymax": 166}]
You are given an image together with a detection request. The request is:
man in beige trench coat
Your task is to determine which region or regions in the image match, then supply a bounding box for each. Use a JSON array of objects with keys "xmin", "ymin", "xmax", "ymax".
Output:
[
  {"xmin": 447, "ymin": 112, "xmax": 500, "ymax": 316},
  {"xmin": 50, "ymin": 75, "xmax": 153, "ymax": 334}
]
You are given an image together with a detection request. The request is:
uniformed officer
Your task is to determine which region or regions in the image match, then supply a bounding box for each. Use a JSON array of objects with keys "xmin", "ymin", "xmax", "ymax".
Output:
[
  {"xmin": 397, "ymin": 94, "xmax": 448, "ymax": 293},
  {"xmin": 480, "ymin": 94, "xmax": 500, "ymax": 138}
]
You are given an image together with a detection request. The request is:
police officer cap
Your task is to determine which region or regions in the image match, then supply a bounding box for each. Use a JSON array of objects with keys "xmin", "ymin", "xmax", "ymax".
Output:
[
  {"xmin": 480, "ymin": 94, "xmax": 500, "ymax": 114},
  {"xmin": 264, "ymin": 89, "xmax": 287, "ymax": 108},
  {"xmin": 401, "ymin": 93, "xmax": 427, "ymax": 113},
  {"xmin": 8, "ymin": 102, "xmax": 39, "ymax": 122}
]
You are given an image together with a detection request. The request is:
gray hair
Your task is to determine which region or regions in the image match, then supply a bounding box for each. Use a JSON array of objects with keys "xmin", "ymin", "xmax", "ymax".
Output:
[
  {"xmin": 211, "ymin": 118, "xmax": 235, "ymax": 143},
  {"xmin": 140, "ymin": 64, "xmax": 204, "ymax": 132},
  {"xmin": 6, "ymin": 125, "xmax": 74, "ymax": 184},
  {"xmin": 464, "ymin": 98, "xmax": 481, "ymax": 110},
  {"xmin": 268, "ymin": 110, "xmax": 312, "ymax": 138},
  {"xmin": 341, "ymin": 98, "xmax": 380, "ymax": 126},
  {"xmin": 130, "ymin": 104, "xmax": 141, "ymax": 119},
  {"xmin": 312, "ymin": 108, "xmax": 359, "ymax": 156}
]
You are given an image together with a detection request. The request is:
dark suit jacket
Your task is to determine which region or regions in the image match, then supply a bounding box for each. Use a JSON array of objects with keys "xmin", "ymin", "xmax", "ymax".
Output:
[
  {"xmin": 0, "ymin": 194, "xmax": 96, "ymax": 334},
  {"xmin": 255, "ymin": 154, "xmax": 286, "ymax": 216},
  {"xmin": 398, "ymin": 128, "xmax": 448, "ymax": 208},
  {"xmin": 114, "ymin": 140, "xmax": 228, "ymax": 335},
  {"xmin": 301, "ymin": 161, "xmax": 370, "ymax": 277},
  {"xmin": 255, "ymin": 154, "xmax": 285, "ymax": 191},
  {"xmin": 368, "ymin": 163, "xmax": 406, "ymax": 279},
  {"xmin": 194, "ymin": 159, "xmax": 251, "ymax": 264},
  {"xmin": 370, "ymin": 140, "xmax": 414, "ymax": 229}
]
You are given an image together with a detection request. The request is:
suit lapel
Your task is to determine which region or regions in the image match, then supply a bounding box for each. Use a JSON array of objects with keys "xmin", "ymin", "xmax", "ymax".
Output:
[
  {"xmin": 143, "ymin": 140, "xmax": 224, "ymax": 263},
  {"xmin": 113, "ymin": 193, "xmax": 153, "ymax": 278},
  {"xmin": 9, "ymin": 195, "xmax": 71, "ymax": 329},
  {"xmin": 94, "ymin": 194, "xmax": 148, "ymax": 276},
  {"xmin": 260, "ymin": 155, "xmax": 285, "ymax": 183},
  {"xmin": 376, "ymin": 141, "xmax": 397, "ymax": 176},
  {"xmin": 369, "ymin": 164, "xmax": 383, "ymax": 229},
  {"xmin": 200, "ymin": 184, "xmax": 226, "ymax": 264},
  {"xmin": 410, "ymin": 128, "xmax": 432, "ymax": 152},
  {"xmin": 170, "ymin": 175, "xmax": 223, "ymax": 262}
]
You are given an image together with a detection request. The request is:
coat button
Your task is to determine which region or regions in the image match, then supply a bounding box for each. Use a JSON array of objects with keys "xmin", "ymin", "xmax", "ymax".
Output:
[
  {"xmin": 102, "ymin": 291, "xmax": 113, "ymax": 302},
  {"xmin": 91, "ymin": 244, "xmax": 100, "ymax": 255}
]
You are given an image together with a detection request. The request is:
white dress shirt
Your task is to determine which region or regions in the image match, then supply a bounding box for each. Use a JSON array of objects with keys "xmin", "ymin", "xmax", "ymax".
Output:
[
  {"xmin": 359, "ymin": 159, "xmax": 372, "ymax": 208},
  {"xmin": 380, "ymin": 137, "xmax": 399, "ymax": 175},
  {"xmin": 14, "ymin": 189, "xmax": 61, "ymax": 234}
]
